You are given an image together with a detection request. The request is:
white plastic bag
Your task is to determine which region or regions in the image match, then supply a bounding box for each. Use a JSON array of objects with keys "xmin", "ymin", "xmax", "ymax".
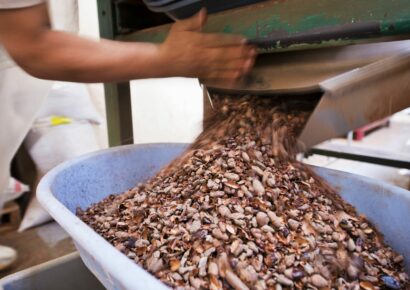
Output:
[
  {"xmin": 18, "ymin": 79, "xmax": 104, "ymax": 231},
  {"xmin": 35, "ymin": 82, "xmax": 104, "ymax": 125},
  {"xmin": 2, "ymin": 177, "xmax": 29, "ymax": 204},
  {"xmin": 26, "ymin": 121, "xmax": 101, "ymax": 174},
  {"xmin": 19, "ymin": 122, "xmax": 101, "ymax": 232}
]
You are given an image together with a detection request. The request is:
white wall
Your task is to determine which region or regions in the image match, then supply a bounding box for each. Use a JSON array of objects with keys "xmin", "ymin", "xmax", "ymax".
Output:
[
  {"xmin": 131, "ymin": 78, "xmax": 203, "ymax": 144},
  {"xmin": 49, "ymin": 0, "xmax": 78, "ymax": 32},
  {"xmin": 76, "ymin": 2, "xmax": 203, "ymax": 146}
]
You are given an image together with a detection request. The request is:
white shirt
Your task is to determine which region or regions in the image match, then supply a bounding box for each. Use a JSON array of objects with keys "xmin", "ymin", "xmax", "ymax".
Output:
[
  {"xmin": 0, "ymin": 0, "xmax": 50, "ymax": 208},
  {"xmin": 0, "ymin": 46, "xmax": 13, "ymax": 70},
  {"xmin": 0, "ymin": 0, "xmax": 44, "ymax": 8},
  {"xmin": 0, "ymin": 0, "xmax": 45, "ymax": 70}
]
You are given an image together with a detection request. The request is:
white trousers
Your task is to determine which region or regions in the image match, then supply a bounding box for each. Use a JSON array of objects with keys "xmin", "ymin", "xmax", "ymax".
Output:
[{"xmin": 0, "ymin": 65, "xmax": 51, "ymax": 209}]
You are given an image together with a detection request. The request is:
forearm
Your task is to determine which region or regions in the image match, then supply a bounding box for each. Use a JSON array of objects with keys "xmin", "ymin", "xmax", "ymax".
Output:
[
  {"xmin": 9, "ymin": 30, "xmax": 170, "ymax": 83},
  {"xmin": 0, "ymin": 4, "xmax": 254, "ymax": 84}
]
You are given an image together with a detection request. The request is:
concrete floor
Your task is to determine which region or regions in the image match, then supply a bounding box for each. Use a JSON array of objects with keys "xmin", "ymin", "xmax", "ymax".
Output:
[
  {"xmin": 0, "ymin": 222, "xmax": 75, "ymax": 279},
  {"xmin": 0, "ymin": 110, "xmax": 409, "ymax": 281}
]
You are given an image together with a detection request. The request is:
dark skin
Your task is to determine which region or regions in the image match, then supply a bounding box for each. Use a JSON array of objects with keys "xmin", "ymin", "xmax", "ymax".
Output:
[{"xmin": 0, "ymin": 4, "xmax": 256, "ymax": 83}]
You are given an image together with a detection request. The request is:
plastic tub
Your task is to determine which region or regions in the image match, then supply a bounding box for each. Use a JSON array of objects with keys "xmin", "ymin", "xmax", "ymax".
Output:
[
  {"xmin": 37, "ymin": 143, "xmax": 410, "ymax": 290},
  {"xmin": 144, "ymin": 0, "xmax": 267, "ymax": 19}
]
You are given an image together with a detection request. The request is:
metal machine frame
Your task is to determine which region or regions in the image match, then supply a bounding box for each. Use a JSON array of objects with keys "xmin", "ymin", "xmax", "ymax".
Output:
[
  {"xmin": 96, "ymin": 0, "xmax": 410, "ymax": 168},
  {"xmin": 97, "ymin": 0, "xmax": 134, "ymax": 147}
]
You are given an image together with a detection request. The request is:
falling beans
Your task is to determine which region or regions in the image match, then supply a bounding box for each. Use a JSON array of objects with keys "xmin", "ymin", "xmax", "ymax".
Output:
[{"xmin": 78, "ymin": 95, "xmax": 408, "ymax": 290}]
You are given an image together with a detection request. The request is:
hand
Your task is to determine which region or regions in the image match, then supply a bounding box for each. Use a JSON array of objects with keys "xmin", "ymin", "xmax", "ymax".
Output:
[{"xmin": 158, "ymin": 9, "xmax": 256, "ymax": 82}]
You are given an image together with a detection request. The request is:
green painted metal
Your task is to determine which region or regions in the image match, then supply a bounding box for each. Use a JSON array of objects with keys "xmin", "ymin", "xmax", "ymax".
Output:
[
  {"xmin": 97, "ymin": 0, "xmax": 134, "ymax": 147},
  {"xmin": 97, "ymin": 0, "xmax": 116, "ymax": 39},
  {"xmin": 118, "ymin": 0, "xmax": 410, "ymax": 53},
  {"xmin": 97, "ymin": 0, "xmax": 410, "ymax": 146}
]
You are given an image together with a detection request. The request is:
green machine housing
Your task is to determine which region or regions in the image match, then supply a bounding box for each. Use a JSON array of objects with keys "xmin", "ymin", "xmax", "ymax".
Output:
[{"xmin": 97, "ymin": 0, "xmax": 410, "ymax": 148}]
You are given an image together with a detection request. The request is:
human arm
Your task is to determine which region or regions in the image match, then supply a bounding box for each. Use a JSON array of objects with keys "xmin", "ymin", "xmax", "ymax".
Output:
[{"xmin": 0, "ymin": 4, "xmax": 255, "ymax": 83}]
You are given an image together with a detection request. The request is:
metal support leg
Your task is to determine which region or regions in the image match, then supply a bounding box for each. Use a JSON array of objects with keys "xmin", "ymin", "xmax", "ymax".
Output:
[
  {"xmin": 97, "ymin": 0, "xmax": 134, "ymax": 146},
  {"xmin": 103, "ymin": 83, "xmax": 134, "ymax": 146}
]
